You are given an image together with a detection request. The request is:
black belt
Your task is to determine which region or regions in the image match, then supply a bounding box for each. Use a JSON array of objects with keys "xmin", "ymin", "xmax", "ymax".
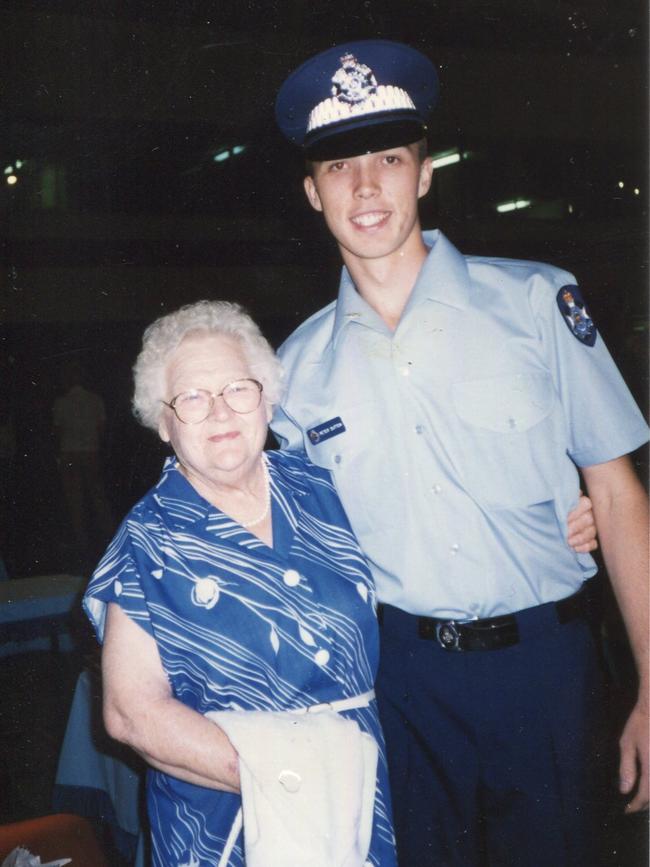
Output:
[{"xmin": 378, "ymin": 583, "xmax": 594, "ymax": 652}]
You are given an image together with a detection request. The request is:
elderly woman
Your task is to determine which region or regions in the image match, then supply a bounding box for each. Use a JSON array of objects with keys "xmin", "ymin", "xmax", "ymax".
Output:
[{"xmin": 83, "ymin": 300, "xmax": 397, "ymax": 867}]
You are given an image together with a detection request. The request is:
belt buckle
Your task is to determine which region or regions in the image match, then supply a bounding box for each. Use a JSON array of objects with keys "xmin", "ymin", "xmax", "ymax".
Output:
[{"xmin": 436, "ymin": 620, "xmax": 462, "ymax": 651}]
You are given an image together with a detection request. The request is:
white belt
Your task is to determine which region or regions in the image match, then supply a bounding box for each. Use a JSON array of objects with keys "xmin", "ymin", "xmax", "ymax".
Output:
[{"xmin": 289, "ymin": 688, "xmax": 375, "ymax": 715}]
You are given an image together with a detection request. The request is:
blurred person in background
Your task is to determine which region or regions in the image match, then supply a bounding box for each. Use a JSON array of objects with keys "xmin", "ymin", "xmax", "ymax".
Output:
[{"xmin": 52, "ymin": 360, "xmax": 113, "ymax": 567}]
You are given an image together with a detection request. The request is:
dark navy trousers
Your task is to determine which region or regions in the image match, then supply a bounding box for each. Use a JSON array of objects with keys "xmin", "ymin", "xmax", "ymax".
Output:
[{"xmin": 376, "ymin": 597, "xmax": 608, "ymax": 867}]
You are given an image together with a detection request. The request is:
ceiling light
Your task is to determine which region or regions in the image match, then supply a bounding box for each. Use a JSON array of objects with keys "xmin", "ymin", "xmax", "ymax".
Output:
[
  {"xmin": 431, "ymin": 149, "xmax": 461, "ymax": 169},
  {"xmin": 496, "ymin": 199, "xmax": 531, "ymax": 213}
]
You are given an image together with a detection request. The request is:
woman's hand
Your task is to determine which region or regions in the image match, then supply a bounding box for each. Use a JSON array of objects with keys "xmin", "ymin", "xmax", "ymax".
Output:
[
  {"xmin": 567, "ymin": 493, "xmax": 598, "ymax": 553},
  {"xmin": 102, "ymin": 602, "xmax": 240, "ymax": 792}
]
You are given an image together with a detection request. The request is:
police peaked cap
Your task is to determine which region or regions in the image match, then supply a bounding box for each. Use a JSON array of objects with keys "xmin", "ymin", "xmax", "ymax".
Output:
[{"xmin": 275, "ymin": 40, "xmax": 439, "ymax": 161}]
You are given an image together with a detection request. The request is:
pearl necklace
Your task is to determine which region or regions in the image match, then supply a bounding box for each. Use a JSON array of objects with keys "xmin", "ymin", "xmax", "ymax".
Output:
[{"xmin": 241, "ymin": 456, "xmax": 271, "ymax": 528}]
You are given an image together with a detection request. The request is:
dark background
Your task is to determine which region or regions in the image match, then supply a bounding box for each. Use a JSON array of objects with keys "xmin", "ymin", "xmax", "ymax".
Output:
[
  {"xmin": 1, "ymin": 0, "xmax": 647, "ymax": 577},
  {"xmin": 0, "ymin": 1, "xmax": 648, "ymax": 859}
]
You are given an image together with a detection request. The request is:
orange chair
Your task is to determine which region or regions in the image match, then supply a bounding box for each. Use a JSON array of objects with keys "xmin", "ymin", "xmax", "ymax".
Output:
[{"xmin": 0, "ymin": 814, "xmax": 108, "ymax": 866}]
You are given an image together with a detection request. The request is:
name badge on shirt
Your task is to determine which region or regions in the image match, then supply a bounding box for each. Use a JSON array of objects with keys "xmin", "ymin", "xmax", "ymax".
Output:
[{"xmin": 307, "ymin": 417, "xmax": 346, "ymax": 445}]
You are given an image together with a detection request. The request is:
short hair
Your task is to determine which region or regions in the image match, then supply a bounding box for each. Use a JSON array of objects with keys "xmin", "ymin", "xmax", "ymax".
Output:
[
  {"xmin": 132, "ymin": 300, "xmax": 284, "ymax": 431},
  {"xmin": 305, "ymin": 137, "xmax": 429, "ymax": 176}
]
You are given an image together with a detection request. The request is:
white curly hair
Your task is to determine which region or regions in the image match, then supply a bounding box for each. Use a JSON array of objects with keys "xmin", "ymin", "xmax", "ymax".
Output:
[{"xmin": 132, "ymin": 300, "xmax": 284, "ymax": 431}]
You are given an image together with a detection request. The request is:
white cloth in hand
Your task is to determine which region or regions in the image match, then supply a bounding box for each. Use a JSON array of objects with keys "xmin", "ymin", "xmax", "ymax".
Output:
[
  {"xmin": 1, "ymin": 848, "xmax": 70, "ymax": 867},
  {"xmin": 206, "ymin": 709, "xmax": 378, "ymax": 867}
]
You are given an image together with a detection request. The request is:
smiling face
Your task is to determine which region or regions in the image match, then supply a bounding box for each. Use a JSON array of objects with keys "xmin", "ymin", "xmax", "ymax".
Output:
[
  {"xmin": 158, "ymin": 332, "xmax": 271, "ymax": 492},
  {"xmin": 303, "ymin": 143, "xmax": 433, "ymax": 267}
]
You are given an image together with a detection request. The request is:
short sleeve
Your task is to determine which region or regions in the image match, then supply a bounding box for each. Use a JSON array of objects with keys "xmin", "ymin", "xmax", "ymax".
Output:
[
  {"xmin": 83, "ymin": 519, "xmax": 154, "ymax": 643},
  {"xmin": 533, "ymin": 278, "xmax": 649, "ymax": 467},
  {"xmin": 273, "ymin": 320, "xmax": 325, "ymax": 453},
  {"xmin": 271, "ymin": 402, "xmax": 309, "ymax": 452}
]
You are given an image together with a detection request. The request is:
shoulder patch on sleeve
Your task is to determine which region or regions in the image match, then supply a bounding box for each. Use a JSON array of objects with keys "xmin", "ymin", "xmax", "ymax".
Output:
[{"xmin": 556, "ymin": 285, "xmax": 597, "ymax": 346}]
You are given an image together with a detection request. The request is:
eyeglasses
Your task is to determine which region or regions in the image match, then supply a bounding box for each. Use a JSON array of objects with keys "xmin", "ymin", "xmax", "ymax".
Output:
[{"xmin": 163, "ymin": 379, "xmax": 263, "ymax": 424}]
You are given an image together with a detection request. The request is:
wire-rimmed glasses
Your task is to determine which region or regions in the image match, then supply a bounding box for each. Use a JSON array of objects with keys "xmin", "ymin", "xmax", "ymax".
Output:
[{"xmin": 162, "ymin": 379, "xmax": 263, "ymax": 424}]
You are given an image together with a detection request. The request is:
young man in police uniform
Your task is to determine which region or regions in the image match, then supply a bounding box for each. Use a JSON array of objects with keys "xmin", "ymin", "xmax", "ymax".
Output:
[{"xmin": 272, "ymin": 40, "xmax": 649, "ymax": 866}]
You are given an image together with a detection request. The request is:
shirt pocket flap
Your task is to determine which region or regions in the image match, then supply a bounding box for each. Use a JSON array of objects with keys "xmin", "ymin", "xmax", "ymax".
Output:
[{"xmin": 452, "ymin": 372, "xmax": 554, "ymax": 433}]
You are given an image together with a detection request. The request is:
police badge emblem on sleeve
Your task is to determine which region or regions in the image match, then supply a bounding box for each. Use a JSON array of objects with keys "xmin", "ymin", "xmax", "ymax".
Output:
[{"xmin": 557, "ymin": 285, "xmax": 597, "ymax": 346}]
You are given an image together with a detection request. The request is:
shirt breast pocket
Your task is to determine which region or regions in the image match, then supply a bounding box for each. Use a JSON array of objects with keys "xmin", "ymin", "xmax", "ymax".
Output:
[{"xmin": 451, "ymin": 371, "xmax": 560, "ymax": 508}]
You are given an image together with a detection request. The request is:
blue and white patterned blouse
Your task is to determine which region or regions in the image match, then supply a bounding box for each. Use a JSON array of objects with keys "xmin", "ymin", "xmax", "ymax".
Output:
[{"xmin": 84, "ymin": 449, "xmax": 396, "ymax": 867}]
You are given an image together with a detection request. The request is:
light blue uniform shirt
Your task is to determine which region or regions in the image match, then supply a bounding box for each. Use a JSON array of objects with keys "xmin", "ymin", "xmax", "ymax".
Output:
[{"xmin": 272, "ymin": 230, "xmax": 649, "ymax": 619}]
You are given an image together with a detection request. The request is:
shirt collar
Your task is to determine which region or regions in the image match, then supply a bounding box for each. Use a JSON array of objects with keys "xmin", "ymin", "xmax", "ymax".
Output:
[
  {"xmin": 266, "ymin": 450, "xmax": 311, "ymax": 500},
  {"xmin": 331, "ymin": 229, "xmax": 470, "ymax": 346},
  {"xmin": 331, "ymin": 267, "xmax": 387, "ymax": 345},
  {"xmin": 409, "ymin": 229, "xmax": 471, "ymax": 311},
  {"xmin": 151, "ymin": 452, "xmax": 310, "ymax": 532},
  {"xmin": 152, "ymin": 457, "xmax": 213, "ymax": 528}
]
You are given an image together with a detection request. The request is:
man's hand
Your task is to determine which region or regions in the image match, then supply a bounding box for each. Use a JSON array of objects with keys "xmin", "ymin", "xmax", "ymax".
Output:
[
  {"xmin": 582, "ymin": 456, "xmax": 649, "ymax": 815},
  {"xmin": 567, "ymin": 493, "xmax": 598, "ymax": 553},
  {"xmin": 619, "ymin": 698, "xmax": 649, "ymax": 812}
]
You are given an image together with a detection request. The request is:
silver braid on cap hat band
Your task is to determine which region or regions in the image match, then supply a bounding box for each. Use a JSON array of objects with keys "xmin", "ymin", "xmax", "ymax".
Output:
[{"xmin": 307, "ymin": 85, "xmax": 416, "ymax": 134}]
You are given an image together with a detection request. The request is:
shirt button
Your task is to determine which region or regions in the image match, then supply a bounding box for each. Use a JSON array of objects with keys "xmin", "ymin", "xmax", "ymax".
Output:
[
  {"xmin": 333, "ymin": 454, "xmax": 342, "ymax": 464},
  {"xmin": 278, "ymin": 769, "xmax": 302, "ymax": 793},
  {"xmin": 193, "ymin": 577, "xmax": 220, "ymax": 607},
  {"xmin": 450, "ymin": 543, "xmax": 460, "ymax": 555},
  {"xmin": 415, "ymin": 424, "xmax": 424, "ymax": 435},
  {"xmin": 283, "ymin": 569, "xmax": 301, "ymax": 587},
  {"xmin": 432, "ymin": 484, "xmax": 442, "ymax": 494},
  {"xmin": 314, "ymin": 649, "xmax": 330, "ymax": 667}
]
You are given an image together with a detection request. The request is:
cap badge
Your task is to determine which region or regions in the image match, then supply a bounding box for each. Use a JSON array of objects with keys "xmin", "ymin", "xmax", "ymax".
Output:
[
  {"xmin": 331, "ymin": 53, "xmax": 377, "ymax": 104},
  {"xmin": 306, "ymin": 52, "xmax": 416, "ymax": 135}
]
